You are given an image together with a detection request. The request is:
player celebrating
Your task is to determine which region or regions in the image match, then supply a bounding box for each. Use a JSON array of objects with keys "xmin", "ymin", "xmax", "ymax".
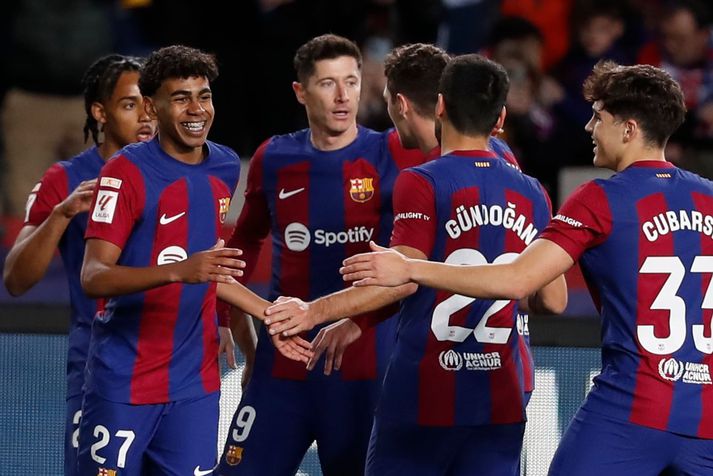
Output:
[
  {"xmin": 3, "ymin": 54, "xmax": 155, "ymax": 476},
  {"xmin": 78, "ymin": 45, "xmax": 247, "ymax": 475},
  {"xmin": 340, "ymin": 62, "xmax": 713, "ymax": 475},
  {"xmin": 214, "ymin": 34, "xmax": 429, "ymax": 476},
  {"xmin": 267, "ymin": 54, "xmax": 565, "ymax": 475}
]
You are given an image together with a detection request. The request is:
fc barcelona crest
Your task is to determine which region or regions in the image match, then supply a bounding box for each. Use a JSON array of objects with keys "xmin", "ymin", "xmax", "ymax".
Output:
[
  {"xmin": 218, "ymin": 197, "xmax": 231, "ymax": 223},
  {"xmin": 349, "ymin": 177, "xmax": 375, "ymax": 203},
  {"xmin": 226, "ymin": 445, "xmax": 244, "ymax": 466}
]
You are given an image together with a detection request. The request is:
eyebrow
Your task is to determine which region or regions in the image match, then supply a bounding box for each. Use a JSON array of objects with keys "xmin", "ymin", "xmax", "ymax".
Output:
[{"xmin": 169, "ymin": 88, "xmax": 212, "ymax": 97}]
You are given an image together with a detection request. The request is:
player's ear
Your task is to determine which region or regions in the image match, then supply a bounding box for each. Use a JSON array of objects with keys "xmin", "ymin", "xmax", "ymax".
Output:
[
  {"xmin": 91, "ymin": 102, "xmax": 107, "ymax": 125},
  {"xmin": 494, "ymin": 106, "xmax": 507, "ymax": 133},
  {"xmin": 435, "ymin": 93, "xmax": 445, "ymax": 119},
  {"xmin": 396, "ymin": 93, "xmax": 408, "ymax": 117},
  {"xmin": 293, "ymin": 81, "xmax": 306, "ymax": 105}
]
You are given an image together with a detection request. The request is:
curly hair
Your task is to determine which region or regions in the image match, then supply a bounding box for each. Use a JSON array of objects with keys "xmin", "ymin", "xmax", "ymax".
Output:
[
  {"xmin": 583, "ymin": 61, "xmax": 686, "ymax": 147},
  {"xmin": 81, "ymin": 54, "xmax": 144, "ymax": 145},
  {"xmin": 293, "ymin": 34, "xmax": 362, "ymax": 83},
  {"xmin": 139, "ymin": 45, "xmax": 219, "ymax": 98},
  {"xmin": 384, "ymin": 43, "xmax": 450, "ymax": 118}
]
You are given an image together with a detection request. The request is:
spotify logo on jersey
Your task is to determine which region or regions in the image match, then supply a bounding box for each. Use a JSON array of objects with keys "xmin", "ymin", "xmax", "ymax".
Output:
[{"xmin": 284, "ymin": 223, "xmax": 311, "ymax": 252}]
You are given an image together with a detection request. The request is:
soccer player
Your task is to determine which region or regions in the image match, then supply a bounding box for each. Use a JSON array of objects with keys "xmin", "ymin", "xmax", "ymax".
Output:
[
  {"xmin": 265, "ymin": 53, "xmax": 566, "ymax": 476},
  {"xmin": 77, "ymin": 45, "xmax": 251, "ymax": 475},
  {"xmin": 2, "ymin": 54, "xmax": 155, "ymax": 476},
  {"xmin": 302, "ymin": 43, "xmax": 526, "ymax": 372},
  {"xmin": 214, "ymin": 34, "xmax": 428, "ymax": 476},
  {"xmin": 340, "ymin": 61, "xmax": 713, "ymax": 475}
]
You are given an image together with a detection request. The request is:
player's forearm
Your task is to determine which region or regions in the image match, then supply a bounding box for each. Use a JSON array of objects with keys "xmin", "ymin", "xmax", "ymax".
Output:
[
  {"xmin": 526, "ymin": 274, "xmax": 568, "ymax": 315},
  {"xmin": 230, "ymin": 309, "xmax": 257, "ymax": 363},
  {"xmin": 81, "ymin": 260, "xmax": 182, "ymax": 298},
  {"xmin": 216, "ymin": 282, "xmax": 269, "ymax": 319},
  {"xmin": 312, "ymin": 283, "xmax": 416, "ymax": 325},
  {"xmin": 3, "ymin": 210, "xmax": 72, "ymax": 296}
]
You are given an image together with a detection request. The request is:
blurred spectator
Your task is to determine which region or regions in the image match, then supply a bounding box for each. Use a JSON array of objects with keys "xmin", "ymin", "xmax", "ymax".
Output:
[
  {"xmin": 2, "ymin": 0, "xmax": 114, "ymax": 217},
  {"xmin": 501, "ymin": 0, "xmax": 574, "ymax": 70},
  {"xmin": 438, "ymin": 0, "xmax": 500, "ymax": 54},
  {"xmin": 548, "ymin": 0, "xmax": 632, "ymax": 186},
  {"xmin": 638, "ymin": 0, "xmax": 713, "ymax": 176}
]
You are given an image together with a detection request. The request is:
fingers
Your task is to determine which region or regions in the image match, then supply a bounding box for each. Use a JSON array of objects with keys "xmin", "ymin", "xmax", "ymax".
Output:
[
  {"xmin": 333, "ymin": 345, "xmax": 344, "ymax": 373},
  {"xmin": 212, "ymin": 238, "xmax": 225, "ymax": 250},
  {"xmin": 226, "ymin": 346, "xmax": 237, "ymax": 369},
  {"xmin": 323, "ymin": 342, "xmax": 336, "ymax": 376},
  {"xmin": 307, "ymin": 332, "xmax": 327, "ymax": 371}
]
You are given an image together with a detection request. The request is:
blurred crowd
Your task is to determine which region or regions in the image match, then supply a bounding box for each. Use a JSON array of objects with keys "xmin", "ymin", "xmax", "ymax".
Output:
[{"xmin": 2, "ymin": 0, "xmax": 713, "ymax": 220}]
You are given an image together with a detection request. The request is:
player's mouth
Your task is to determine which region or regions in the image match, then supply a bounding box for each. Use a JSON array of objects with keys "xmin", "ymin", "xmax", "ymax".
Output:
[
  {"xmin": 332, "ymin": 109, "xmax": 351, "ymax": 120},
  {"xmin": 136, "ymin": 126, "xmax": 155, "ymax": 142},
  {"xmin": 181, "ymin": 121, "xmax": 207, "ymax": 134}
]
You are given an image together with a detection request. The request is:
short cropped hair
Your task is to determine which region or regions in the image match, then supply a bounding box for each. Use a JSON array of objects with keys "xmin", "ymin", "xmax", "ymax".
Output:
[
  {"xmin": 384, "ymin": 43, "xmax": 450, "ymax": 118},
  {"xmin": 293, "ymin": 34, "xmax": 362, "ymax": 83},
  {"xmin": 438, "ymin": 54, "xmax": 509, "ymax": 136},
  {"xmin": 583, "ymin": 61, "xmax": 686, "ymax": 147},
  {"xmin": 139, "ymin": 45, "xmax": 219, "ymax": 97}
]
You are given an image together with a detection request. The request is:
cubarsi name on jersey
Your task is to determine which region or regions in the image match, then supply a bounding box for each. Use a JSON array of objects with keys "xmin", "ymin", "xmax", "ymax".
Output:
[
  {"xmin": 446, "ymin": 202, "xmax": 538, "ymax": 244},
  {"xmin": 314, "ymin": 226, "xmax": 374, "ymax": 247},
  {"xmin": 642, "ymin": 209, "xmax": 713, "ymax": 242}
]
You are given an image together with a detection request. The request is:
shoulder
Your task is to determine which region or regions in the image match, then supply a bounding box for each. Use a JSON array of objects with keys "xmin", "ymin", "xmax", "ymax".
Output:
[{"xmin": 207, "ymin": 140, "xmax": 240, "ymax": 162}]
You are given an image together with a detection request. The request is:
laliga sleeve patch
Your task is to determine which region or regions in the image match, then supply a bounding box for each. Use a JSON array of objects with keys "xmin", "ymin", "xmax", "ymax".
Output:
[
  {"xmin": 100, "ymin": 176, "xmax": 123, "ymax": 189},
  {"xmin": 92, "ymin": 190, "xmax": 118, "ymax": 223}
]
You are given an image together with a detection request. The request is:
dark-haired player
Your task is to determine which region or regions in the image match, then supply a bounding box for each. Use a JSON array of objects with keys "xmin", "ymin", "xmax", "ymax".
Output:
[
  {"xmin": 341, "ymin": 62, "xmax": 713, "ymax": 475},
  {"xmin": 3, "ymin": 54, "xmax": 155, "ymax": 476},
  {"xmin": 78, "ymin": 45, "xmax": 245, "ymax": 475}
]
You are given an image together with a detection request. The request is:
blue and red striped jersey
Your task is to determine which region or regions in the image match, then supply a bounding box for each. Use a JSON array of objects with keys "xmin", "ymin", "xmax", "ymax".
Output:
[
  {"xmin": 25, "ymin": 147, "xmax": 105, "ymax": 399},
  {"xmin": 541, "ymin": 161, "xmax": 713, "ymax": 438},
  {"xmin": 228, "ymin": 127, "xmax": 425, "ymax": 381},
  {"xmin": 85, "ymin": 138, "xmax": 240, "ymax": 404},
  {"xmin": 386, "ymin": 149, "xmax": 552, "ymax": 427}
]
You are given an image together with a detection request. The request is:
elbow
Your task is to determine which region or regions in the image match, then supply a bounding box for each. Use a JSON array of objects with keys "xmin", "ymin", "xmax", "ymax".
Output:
[
  {"xmin": 80, "ymin": 269, "xmax": 101, "ymax": 299},
  {"xmin": 541, "ymin": 294, "xmax": 568, "ymax": 315},
  {"xmin": 4, "ymin": 276, "xmax": 28, "ymax": 297}
]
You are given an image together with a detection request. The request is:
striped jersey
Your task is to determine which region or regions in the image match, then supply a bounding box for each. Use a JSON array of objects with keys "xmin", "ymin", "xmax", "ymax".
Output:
[
  {"xmin": 25, "ymin": 147, "xmax": 105, "ymax": 399},
  {"xmin": 386, "ymin": 149, "xmax": 552, "ymax": 426},
  {"xmin": 541, "ymin": 160, "xmax": 713, "ymax": 438},
  {"xmin": 84, "ymin": 138, "xmax": 240, "ymax": 404}
]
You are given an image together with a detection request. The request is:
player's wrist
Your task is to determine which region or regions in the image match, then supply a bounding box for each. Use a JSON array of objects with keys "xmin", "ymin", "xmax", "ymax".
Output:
[{"xmin": 53, "ymin": 202, "xmax": 75, "ymax": 220}]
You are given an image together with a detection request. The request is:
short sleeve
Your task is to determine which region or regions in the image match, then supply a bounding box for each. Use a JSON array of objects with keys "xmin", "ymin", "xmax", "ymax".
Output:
[
  {"xmin": 389, "ymin": 170, "xmax": 437, "ymax": 256},
  {"xmin": 85, "ymin": 155, "xmax": 144, "ymax": 250},
  {"xmin": 25, "ymin": 163, "xmax": 69, "ymax": 225},
  {"xmin": 539, "ymin": 181, "xmax": 612, "ymax": 261}
]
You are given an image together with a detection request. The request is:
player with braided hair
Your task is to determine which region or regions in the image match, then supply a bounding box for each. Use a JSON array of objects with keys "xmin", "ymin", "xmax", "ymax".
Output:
[{"xmin": 3, "ymin": 53, "xmax": 155, "ymax": 476}]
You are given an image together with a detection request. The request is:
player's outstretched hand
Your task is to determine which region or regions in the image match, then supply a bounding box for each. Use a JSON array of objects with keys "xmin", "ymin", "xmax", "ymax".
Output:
[
  {"xmin": 59, "ymin": 179, "xmax": 97, "ymax": 218},
  {"xmin": 340, "ymin": 241, "xmax": 411, "ymax": 287},
  {"xmin": 264, "ymin": 296, "xmax": 316, "ymax": 336},
  {"xmin": 174, "ymin": 239, "xmax": 245, "ymax": 284},
  {"xmin": 307, "ymin": 318, "xmax": 362, "ymax": 375},
  {"xmin": 270, "ymin": 332, "xmax": 314, "ymax": 363}
]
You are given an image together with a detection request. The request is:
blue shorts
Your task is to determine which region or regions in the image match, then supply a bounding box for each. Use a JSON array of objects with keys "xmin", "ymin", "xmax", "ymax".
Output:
[
  {"xmin": 215, "ymin": 373, "xmax": 378, "ymax": 476},
  {"xmin": 549, "ymin": 407, "xmax": 713, "ymax": 475},
  {"xmin": 76, "ymin": 390, "xmax": 219, "ymax": 476},
  {"xmin": 366, "ymin": 414, "xmax": 525, "ymax": 476},
  {"xmin": 65, "ymin": 394, "xmax": 82, "ymax": 476}
]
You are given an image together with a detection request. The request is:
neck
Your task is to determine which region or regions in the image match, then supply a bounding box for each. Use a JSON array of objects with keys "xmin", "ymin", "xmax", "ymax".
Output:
[
  {"xmin": 97, "ymin": 139, "xmax": 121, "ymax": 161},
  {"xmin": 440, "ymin": 125, "xmax": 489, "ymax": 156},
  {"xmin": 310, "ymin": 123, "xmax": 359, "ymax": 151},
  {"xmin": 616, "ymin": 145, "xmax": 666, "ymax": 171},
  {"xmin": 412, "ymin": 117, "xmax": 439, "ymax": 155},
  {"xmin": 159, "ymin": 136, "xmax": 205, "ymax": 165}
]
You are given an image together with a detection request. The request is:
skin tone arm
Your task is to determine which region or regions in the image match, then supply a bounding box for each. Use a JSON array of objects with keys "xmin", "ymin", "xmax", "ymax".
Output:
[
  {"xmin": 81, "ymin": 238, "xmax": 245, "ymax": 298},
  {"xmin": 263, "ymin": 245, "xmax": 422, "ymax": 337},
  {"xmin": 229, "ymin": 308, "xmax": 258, "ymax": 389},
  {"xmin": 217, "ymin": 282, "xmax": 313, "ymax": 363},
  {"xmin": 341, "ymin": 239, "xmax": 573, "ymax": 303},
  {"xmin": 3, "ymin": 179, "xmax": 96, "ymax": 296}
]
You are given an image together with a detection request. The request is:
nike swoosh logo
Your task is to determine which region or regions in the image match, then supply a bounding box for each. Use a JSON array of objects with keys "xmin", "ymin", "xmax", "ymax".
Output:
[
  {"xmin": 278, "ymin": 187, "xmax": 305, "ymax": 199},
  {"xmin": 194, "ymin": 466, "xmax": 213, "ymax": 476},
  {"xmin": 159, "ymin": 212, "xmax": 186, "ymax": 225}
]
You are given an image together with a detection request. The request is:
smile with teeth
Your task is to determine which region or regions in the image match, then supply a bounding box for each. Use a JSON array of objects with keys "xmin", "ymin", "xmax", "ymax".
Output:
[{"xmin": 182, "ymin": 121, "xmax": 206, "ymax": 132}]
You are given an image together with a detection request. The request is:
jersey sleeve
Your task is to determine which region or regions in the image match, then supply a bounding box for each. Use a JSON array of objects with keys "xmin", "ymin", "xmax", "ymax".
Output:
[
  {"xmin": 85, "ymin": 155, "xmax": 144, "ymax": 250},
  {"xmin": 539, "ymin": 181, "xmax": 612, "ymax": 261},
  {"xmin": 226, "ymin": 139, "xmax": 271, "ymax": 285},
  {"xmin": 389, "ymin": 170, "xmax": 437, "ymax": 256},
  {"xmin": 25, "ymin": 163, "xmax": 69, "ymax": 225}
]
